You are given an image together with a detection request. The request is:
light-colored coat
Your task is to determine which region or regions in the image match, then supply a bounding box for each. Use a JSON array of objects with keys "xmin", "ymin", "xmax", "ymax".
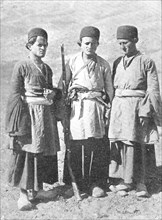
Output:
[
  {"xmin": 66, "ymin": 52, "xmax": 114, "ymax": 140},
  {"xmin": 108, "ymin": 52, "xmax": 161, "ymax": 144}
]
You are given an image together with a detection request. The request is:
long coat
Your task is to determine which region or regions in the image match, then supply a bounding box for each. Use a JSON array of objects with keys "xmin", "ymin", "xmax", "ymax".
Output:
[
  {"xmin": 108, "ymin": 51, "xmax": 161, "ymax": 145},
  {"xmin": 5, "ymin": 59, "xmax": 60, "ymax": 155}
]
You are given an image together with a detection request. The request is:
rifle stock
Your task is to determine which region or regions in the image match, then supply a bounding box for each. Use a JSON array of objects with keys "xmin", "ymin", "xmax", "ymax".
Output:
[{"xmin": 61, "ymin": 44, "xmax": 82, "ymax": 201}]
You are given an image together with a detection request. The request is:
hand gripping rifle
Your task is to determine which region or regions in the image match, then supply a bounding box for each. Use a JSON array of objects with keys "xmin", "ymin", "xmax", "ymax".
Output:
[{"xmin": 61, "ymin": 44, "xmax": 82, "ymax": 201}]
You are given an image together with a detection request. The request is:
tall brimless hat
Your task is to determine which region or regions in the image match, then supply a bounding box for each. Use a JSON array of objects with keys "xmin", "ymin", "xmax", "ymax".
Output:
[
  {"xmin": 28, "ymin": 27, "xmax": 48, "ymax": 42},
  {"xmin": 116, "ymin": 25, "xmax": 138, "ymax": 40},
  {"xmin": 77, "ymin": 26, "xmax": 100, "ymax": 46}
]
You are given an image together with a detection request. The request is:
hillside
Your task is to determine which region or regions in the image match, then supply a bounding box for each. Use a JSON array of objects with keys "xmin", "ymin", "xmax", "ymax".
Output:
[{"xmin": 0, "ymin": 1, "xmax": 162, "ymax": 220}]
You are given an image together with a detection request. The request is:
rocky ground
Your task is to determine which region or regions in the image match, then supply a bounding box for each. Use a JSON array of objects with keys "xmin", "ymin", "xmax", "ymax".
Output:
[{"xmin": 1, "ymin": 1, "xmax": 162, "ymax": 220}]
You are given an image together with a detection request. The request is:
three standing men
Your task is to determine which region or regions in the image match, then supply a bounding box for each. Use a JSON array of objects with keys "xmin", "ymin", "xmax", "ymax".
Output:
[{"xmin": 6, "ymin": 24, "xmax": 161, "ymax": 211}]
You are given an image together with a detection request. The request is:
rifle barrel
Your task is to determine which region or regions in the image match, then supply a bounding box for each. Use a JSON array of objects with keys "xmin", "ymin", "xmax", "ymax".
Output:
[{"xmin": 61, "ymin": 44, "xmax": 82, "ymax": 201}]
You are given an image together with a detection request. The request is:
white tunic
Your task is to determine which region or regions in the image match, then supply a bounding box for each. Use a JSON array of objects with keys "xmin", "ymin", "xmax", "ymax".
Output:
[{"xmin": 66, "ymin": 52, "xmax": 114, "ymax": 140}]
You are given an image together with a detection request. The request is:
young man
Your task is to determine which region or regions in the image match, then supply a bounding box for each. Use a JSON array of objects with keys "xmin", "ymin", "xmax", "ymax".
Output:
[
  {"xmin": 63, "ymin": 26, "xmax": 114, "ymax": 197},
  {"xmin": 5, "ymin": 28, "xmax": 61, "ymax": 210},
  {"xmin": 108, "ymin": 25, "xmax": 161, "ymax": 197}
]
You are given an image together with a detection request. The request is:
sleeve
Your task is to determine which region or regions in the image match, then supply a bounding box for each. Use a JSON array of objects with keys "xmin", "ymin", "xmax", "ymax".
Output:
[
  {"xmin": 138, "ymin": 58, "xmax": 162, "ymax": 126},
  {"xmin": 103, "ymin": 61, "xmax": 114, "ymax": 103},
  {"xmin": 44, "ymin": 64, "xmax": 62, "ymax": 101},
  {"xmin": 5, "ymin": 62, "xmax": 31, "ymax": 135},
  {"xmin": 112, "ymin": 57, "xmax": 122, "ymax": 83},
  {"xmin": 45, "ymin": 64, "xmax": 54, "ymax": 90}
]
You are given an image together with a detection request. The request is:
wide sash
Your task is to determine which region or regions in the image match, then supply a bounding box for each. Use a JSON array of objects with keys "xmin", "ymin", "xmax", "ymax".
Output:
[{"xmin": 115, "ymin": 89, "xmax": 146, "ymax": 97}]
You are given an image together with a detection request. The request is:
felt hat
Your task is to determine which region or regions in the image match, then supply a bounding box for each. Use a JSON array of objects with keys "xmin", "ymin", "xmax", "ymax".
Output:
[
  {"xmin": 28, "ymin": 27, "xmax": 48, "ymax": 42},
  {"xmin": 77, "ymin": 26, "xmax": 100, "ymax": 46},
  {"xmin": 116, "ymin": 25, "xmax": 138, "ymax": 40}
]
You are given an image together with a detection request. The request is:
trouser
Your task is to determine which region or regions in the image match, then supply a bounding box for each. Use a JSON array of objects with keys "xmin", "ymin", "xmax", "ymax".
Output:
[
  {"xmin": 109, "ymin": 142, "xmax": 134, "ymax": 184},
  {"xmin": 8, "ymin": 149, "xmax": 58, "ymax": 191},
  {"xmin": 63, "ymin": 137, "xmax": 110, "ymax": 191},
  {"xmin": 109, "ymin": 142, "xmax": 156, "ymax": 185}
]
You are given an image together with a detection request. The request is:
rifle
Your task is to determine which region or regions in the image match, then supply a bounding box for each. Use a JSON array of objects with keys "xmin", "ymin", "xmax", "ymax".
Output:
[{"xmin": 61, "ymin": 44, "xmax": 82, "ymax": 201}]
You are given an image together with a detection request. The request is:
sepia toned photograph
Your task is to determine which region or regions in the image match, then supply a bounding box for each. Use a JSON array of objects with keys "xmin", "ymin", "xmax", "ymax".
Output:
[{"xmin": 1, "ymin": 0, "xmax": 162, "ymax": 219}]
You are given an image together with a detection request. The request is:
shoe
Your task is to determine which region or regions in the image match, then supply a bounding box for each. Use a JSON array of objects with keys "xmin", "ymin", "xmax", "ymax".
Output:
[
  {"xmin": 136, "ymin": 183, "xmax": 149, "ymax": 198},
  {"xmin": 136, "ymin": 191, "xmax": 149, "ymax": 197},
  {"xmin": 91, "ymin": 186, "xmax": 105, "ymax": 198},
  {"xmin": 36, "ymin": 189, "xmax": 58, "ymax": 200},
  {"xmin": 109, "ymin": 185, "xmax": 117, "ymax": 192},
  {"xmin": 115, "ymin": 183, "xmax": 133, "ymax": 192},
  {"xmin": 17, "ymin": 197, "xmax": 33, "ymax": 211},
  {"xmin": 109, "ymin": 182, "xmax": 133, "ymax": 196},
  {"xmin": 117, "ymin": 190, "xmax": 128, "ymax": 197}
]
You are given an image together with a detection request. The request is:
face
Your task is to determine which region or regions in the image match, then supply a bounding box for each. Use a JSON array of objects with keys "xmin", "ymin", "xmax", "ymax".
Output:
[
  {"xmin": 118, "ymin": 39, "xmax": 137, "ymax": 57},
  {"xmin": 29, "ymin": 36, "xmax": 48, "ymax": 58},
  {"xmin": 81, "ymin": 37, "xmax": 99, "ymax": 56}
]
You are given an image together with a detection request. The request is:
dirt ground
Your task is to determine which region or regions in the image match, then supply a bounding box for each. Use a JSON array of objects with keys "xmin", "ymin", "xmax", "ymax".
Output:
[
  {"xmin": 1, "ymin": 1, "xmax": 162, "ymax": 220},
  {"xmin": 1, "ymin": 137, "xmax": 162, "ymax": 220}
]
